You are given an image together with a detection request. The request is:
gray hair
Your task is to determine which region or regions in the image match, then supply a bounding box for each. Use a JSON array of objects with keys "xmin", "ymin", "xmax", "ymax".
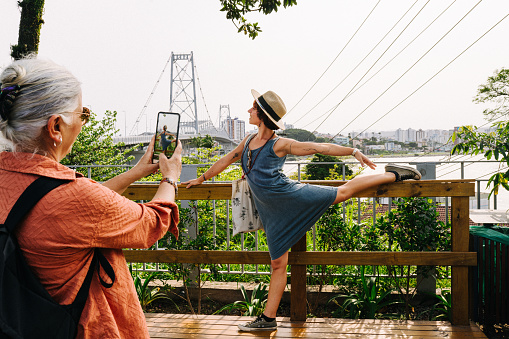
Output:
[{"xmin": 0, "ymin": 56, "xmax": 81, "ymax": 152}]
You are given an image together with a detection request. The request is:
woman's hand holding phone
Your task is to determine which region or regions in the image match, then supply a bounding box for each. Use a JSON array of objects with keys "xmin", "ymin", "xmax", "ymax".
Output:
[{"xmin": 159, "ymin": 140, "xmax": 182, "ymax": 181}]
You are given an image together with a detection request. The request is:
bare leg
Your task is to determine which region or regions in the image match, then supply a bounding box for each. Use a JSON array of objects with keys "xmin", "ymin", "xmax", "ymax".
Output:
[
  {"xmin": 333, "ymin": 172, "xmax": 396, "ymax": 204},
  {"xmin": 263, "ymin": 251, "xmax": 289, "ymax": 318}
]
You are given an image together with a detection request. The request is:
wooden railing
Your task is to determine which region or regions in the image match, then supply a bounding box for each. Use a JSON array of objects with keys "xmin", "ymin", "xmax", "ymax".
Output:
[{"xmin": 122, "ymin": 179, "xmax": 476, "ymax": 325}]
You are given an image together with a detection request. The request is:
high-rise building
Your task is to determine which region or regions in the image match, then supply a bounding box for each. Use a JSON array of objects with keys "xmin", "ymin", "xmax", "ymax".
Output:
[
  {"xmin": 222, "ymin": 117, "xmax": 246, "ymax": 141},
  {"xmin": 406, "ymin": 128, "xmax": 416, "ymax": 142},
  {"xmin": 395, "ymin": 128, "xmax": 405, "ymax": 143}
]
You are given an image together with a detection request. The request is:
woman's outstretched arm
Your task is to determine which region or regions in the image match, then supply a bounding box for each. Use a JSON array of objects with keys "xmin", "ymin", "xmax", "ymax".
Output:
[
  {"xmin": 182, "ymin": 134, "xmax": 250, "ymax": 188},
  {"xmin": 274, "ymin": 137, "xmax": 376, "ymax": 169}
]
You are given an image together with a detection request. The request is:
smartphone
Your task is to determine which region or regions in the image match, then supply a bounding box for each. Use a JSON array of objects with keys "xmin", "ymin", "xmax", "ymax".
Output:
[{"xmin": 153, "ymin": 112, "xmax": 180, "ymax": 163}]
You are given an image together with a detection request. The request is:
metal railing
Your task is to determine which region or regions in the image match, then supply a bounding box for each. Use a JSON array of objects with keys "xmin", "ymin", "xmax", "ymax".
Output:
[{"xmin": 71, "ymin": 160, "xmax": 503, "ymax": 278}]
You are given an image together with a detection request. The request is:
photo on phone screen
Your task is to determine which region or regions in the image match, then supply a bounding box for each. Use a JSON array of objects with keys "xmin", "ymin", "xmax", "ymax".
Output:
[{"xmin": 153, "ymin": 112, "xmax": 180, "ymax": 163}]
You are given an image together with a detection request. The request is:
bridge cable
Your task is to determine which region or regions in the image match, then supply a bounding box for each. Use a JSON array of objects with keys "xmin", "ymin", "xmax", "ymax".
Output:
[
  {"xmin": 130, "ymin": 55, "xmax": 172, "ymax": 135},
  {"xmin": 194, "ymin": 65, "xmax": 219, "ymax": 132}
]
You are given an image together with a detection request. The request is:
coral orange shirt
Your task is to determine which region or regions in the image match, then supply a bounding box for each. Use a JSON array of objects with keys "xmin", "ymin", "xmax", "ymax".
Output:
[{"xmin": 0, "ymin": 152, "xmax": 179, "ymax": 338}]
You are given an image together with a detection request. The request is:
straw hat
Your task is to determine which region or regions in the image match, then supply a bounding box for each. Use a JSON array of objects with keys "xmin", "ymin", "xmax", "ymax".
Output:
[{"xmin": 251, "ymin": 89, "xmax": 286, "ymax": 130}]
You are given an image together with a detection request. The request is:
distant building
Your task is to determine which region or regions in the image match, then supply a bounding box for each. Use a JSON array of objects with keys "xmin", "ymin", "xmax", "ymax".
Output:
[
  {"xmin": 222, "ymin": 117, "xmax": 246, "ymax": 141},
  {"xmin": 406, "ymin": 128, "xmax": 416, "ymax": 142},
  {"xmin": 385, "ymin": 142, "xmax": 395, "ymax": 151},
  {"xmin": 353, "ymin": 139, "xmax": 363, "ymax": 148},
  {"xmin": 284, "ymin": 122, "xmax": 294, "ymax": 130},
  {"xmin": 365, "ymin": 145, "xmax": 385, "ymax": 151},
  {"xmin": 395, "ymin": 128, "xmax": 405, "ymax": 143},
  {"xmin": 334, "ymin": 135, "xmax": 349, "ymax": 145},
  {"xmin": 416, "ymin": 129, "xmax": 425, "ymax": 142}
]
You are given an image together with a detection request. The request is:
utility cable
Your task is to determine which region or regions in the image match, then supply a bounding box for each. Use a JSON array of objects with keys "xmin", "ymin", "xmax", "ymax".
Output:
[
  {"xmin": 335, "ymin": 0, "xmax": 483, "ymax": 140},
  {"xmin": 346, "ymin": 0, "xmax": 458, "ymax": 101},
  {"xmin": 287, "ymin": 0, "xmax": 382, "ymax": 118},
  {"xmin": 474, "ymin": 165, "xmax": 509, "ymax": 180},
  {"xmin": 293, "ymin": 0, "xmax": 420, "ymax": 126},
  {"xmin": 407, "ymin": 110, "xmax": 509, "ymax": 162},
  {"xmin": 349, "ymin": 6, "xmax": 507, "ymax": 141},
  {"xmin": 303, "ymin": 0, "xmax": 431, "ymax": 133}
]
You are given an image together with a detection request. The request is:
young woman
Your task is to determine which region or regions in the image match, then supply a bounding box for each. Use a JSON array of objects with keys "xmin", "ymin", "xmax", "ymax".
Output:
[{"xmin": 183, "ymin": 89, "xmax": 421, "ymax": 331}]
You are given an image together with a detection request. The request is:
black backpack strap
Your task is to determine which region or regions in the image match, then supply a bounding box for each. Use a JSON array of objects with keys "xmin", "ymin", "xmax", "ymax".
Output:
[
  {"xmin": 72, "ymin": 249, "xmax": 115, "ymax": 310},
  {"xmin": 2, "ymin": 176, "xmax": 115, "ymax": 308},
  {"xmin": 3, "ymin": 177, "xmax": 67, "ymax": 234},
  {"xmin": 95, "ymin": 250, "xmax": 115, "ymax": 288}
]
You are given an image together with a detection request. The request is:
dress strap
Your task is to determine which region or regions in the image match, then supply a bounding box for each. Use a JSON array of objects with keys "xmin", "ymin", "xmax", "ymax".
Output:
[{"xmin": 242, "ymin": 132, "xmax": 275, "ymax": 179}]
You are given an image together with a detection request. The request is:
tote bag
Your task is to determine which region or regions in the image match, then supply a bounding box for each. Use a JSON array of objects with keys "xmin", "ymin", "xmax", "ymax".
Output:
[{"xmin": 231, "ymin": 177, "xmax": 263, "ymax": 236}]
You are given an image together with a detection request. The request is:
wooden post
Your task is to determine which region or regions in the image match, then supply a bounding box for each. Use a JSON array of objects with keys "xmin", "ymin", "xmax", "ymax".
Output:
[
  {"xmin": 451, "ymin": 196, "xmax": 470, "ymax": 325},
  {"xmin": 290, "ymin": 235, "xmax": 307, "ymax": 321}
]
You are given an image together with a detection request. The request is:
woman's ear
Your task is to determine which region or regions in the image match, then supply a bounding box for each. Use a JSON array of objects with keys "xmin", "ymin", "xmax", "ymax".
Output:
[{"xmin": 46, "ymin": 115, "xmax": 63, "ymax": 144}]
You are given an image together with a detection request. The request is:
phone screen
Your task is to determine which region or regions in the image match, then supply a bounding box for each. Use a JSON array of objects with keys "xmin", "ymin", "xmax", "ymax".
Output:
[{"xmin": 153, "ymin": 112, "xmax": 180, "ymax": 163}]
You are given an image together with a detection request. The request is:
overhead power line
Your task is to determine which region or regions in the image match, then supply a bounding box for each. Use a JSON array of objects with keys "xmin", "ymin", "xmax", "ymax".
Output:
[
  {"xmin": 346, "ymin": 1, "xmax": 504, "ymax": 141},
  {"xmin": 287, "ymin": 0, "xmax": 382, "ymax": 119},
  {"xmin": 304, "ymin": 0, "xmax": 431, "ymax": 134},
  {"xmin": 292, "ymin": 0, "xmax": 420, "ymax": 126},
  {"xmin": 345, "ymin": 0, "xmax": 458, "ymax": 103}
]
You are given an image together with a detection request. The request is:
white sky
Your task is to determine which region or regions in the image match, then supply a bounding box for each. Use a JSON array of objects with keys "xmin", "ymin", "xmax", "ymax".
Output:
[{"xmin": 1, "ymin": 0, "xmax": 508, "ymax": 136}]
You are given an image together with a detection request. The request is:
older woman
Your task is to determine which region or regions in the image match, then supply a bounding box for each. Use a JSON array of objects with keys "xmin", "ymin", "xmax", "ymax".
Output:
[{"xmin": 0, "ymin": 57, "xmax": 181, "ymax": 338}]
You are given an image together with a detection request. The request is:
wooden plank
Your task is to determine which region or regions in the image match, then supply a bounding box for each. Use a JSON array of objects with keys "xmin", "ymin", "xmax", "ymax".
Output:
[
  {"xmin": 451, "ymin": 196, "xmax": 470, "ymax": 326},
  {"xmin": 144, "ymin": 314, "xmax": 487, "ymax": 339},
  {"xmin": 122, "ymin": 180, "xmax": 475, "ymax": 201},
  {"xmin": 123, "ymin": 250, "xmax": 477, "ymax": 266},
  {"xmin": 290, "ymin": 236, "xmax": 307, "ymax": 321}
]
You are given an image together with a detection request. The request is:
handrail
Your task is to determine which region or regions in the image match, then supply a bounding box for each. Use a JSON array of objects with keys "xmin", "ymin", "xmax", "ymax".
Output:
[{"xmin": 122, "ymin": 180, "xmax": 476, "ymax": 325}]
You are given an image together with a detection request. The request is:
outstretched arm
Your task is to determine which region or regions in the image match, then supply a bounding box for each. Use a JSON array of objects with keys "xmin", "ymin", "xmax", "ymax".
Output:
[
  {"xmin": 275, "ymin": 138, "xmax": 376, "ymax": 169},
  {"xmin": 182, "ymin": 135, "xmax": 250, "ymax": 188},
  {"xmin": 103, "ymin": 136, "xmax": 160, "ymax": 193}
]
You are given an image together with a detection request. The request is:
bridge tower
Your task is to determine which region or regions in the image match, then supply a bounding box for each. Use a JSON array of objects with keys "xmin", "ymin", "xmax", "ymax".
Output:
[
  {"xmin": 169, "ymin": 52, "xmax": 199, "ymax": 134},
  {"xmin": 218, "ymin": 104, "xmax": 231, "ymax": 137}
]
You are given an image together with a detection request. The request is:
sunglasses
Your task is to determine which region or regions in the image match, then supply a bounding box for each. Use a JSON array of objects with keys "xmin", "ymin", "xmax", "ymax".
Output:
[
  {"xmin": 61, "ymin": 107, "xmax": 90, "ymax": 125},
  {"xmin": 80, "ymin": 107, "xmax": 91, "ymax": 124},
  {"xmin": 247, "ymin": 149, "xmax": 252, "ymax": 169}
]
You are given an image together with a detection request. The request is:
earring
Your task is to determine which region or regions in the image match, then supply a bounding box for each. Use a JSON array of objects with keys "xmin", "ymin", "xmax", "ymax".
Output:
[{"xmin": 54, "ymin": 137, "xmax": 62, "ymax": 147}]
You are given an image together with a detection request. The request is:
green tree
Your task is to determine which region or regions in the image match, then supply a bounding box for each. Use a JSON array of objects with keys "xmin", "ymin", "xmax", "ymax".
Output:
[
  {"xmin": 314, "ymin": 137, "xmax": 329, "ymax": 143},
  {"xmin": 283, "ymin": 128, "xmax": 316, "ymax": 142},
  {"xmin": 474, "ymin": 68, "xmax": 509, "ymax": 122},
  {"xmin": 61, "ymin": 110, "xmax": 140, "ymax": 181},
  {"xmin": 220, "ymin": 0, "xmax": 297, "ymax": 39},
  {"xmin": 190, "ymin": 134, "xmax": 215, "ymax": 148},
  {"xmin": 451, "ymin": 68, "xmax": 509, "ymax": 196},
  {"xmin": 305, "ymin": 153, "xmax": 352, "ymax": 180},
  {"xmin": 11, "ymin": 0, "xmax": 45, "ymax": 59}
]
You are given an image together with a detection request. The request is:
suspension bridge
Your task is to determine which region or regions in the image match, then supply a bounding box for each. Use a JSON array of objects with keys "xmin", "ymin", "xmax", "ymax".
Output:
[{"xmin": 118, "ymin": 52, "xmax": 243, "ymax": 155}]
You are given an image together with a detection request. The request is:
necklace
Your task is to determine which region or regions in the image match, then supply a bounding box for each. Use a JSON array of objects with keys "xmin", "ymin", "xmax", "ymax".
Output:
[{"xmin": 244, "ymin": 131, "xmax": 275, "ymax": 174}]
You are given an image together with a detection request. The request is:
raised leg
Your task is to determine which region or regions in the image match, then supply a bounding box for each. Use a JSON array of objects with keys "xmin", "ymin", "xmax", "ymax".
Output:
[{"xmin": 334, "ymin": 172, "xmax": 396, "ymax": 204}]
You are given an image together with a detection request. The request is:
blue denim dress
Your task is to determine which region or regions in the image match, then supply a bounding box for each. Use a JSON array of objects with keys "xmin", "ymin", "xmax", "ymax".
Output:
[{"xmin": 242, "ymin": 136, "xmax": 337, "ymax": 260}]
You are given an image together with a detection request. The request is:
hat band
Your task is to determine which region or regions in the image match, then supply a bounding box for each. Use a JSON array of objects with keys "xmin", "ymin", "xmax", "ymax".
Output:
[{"xmin": 258, "ymin": 95, "xmax": 281, "ymax": 122}]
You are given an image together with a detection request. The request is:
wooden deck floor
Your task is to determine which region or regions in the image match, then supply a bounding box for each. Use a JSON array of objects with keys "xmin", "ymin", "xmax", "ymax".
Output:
[{"xmin": 145, "ymin": 314, "xmax": 487, "ymax": 338}]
